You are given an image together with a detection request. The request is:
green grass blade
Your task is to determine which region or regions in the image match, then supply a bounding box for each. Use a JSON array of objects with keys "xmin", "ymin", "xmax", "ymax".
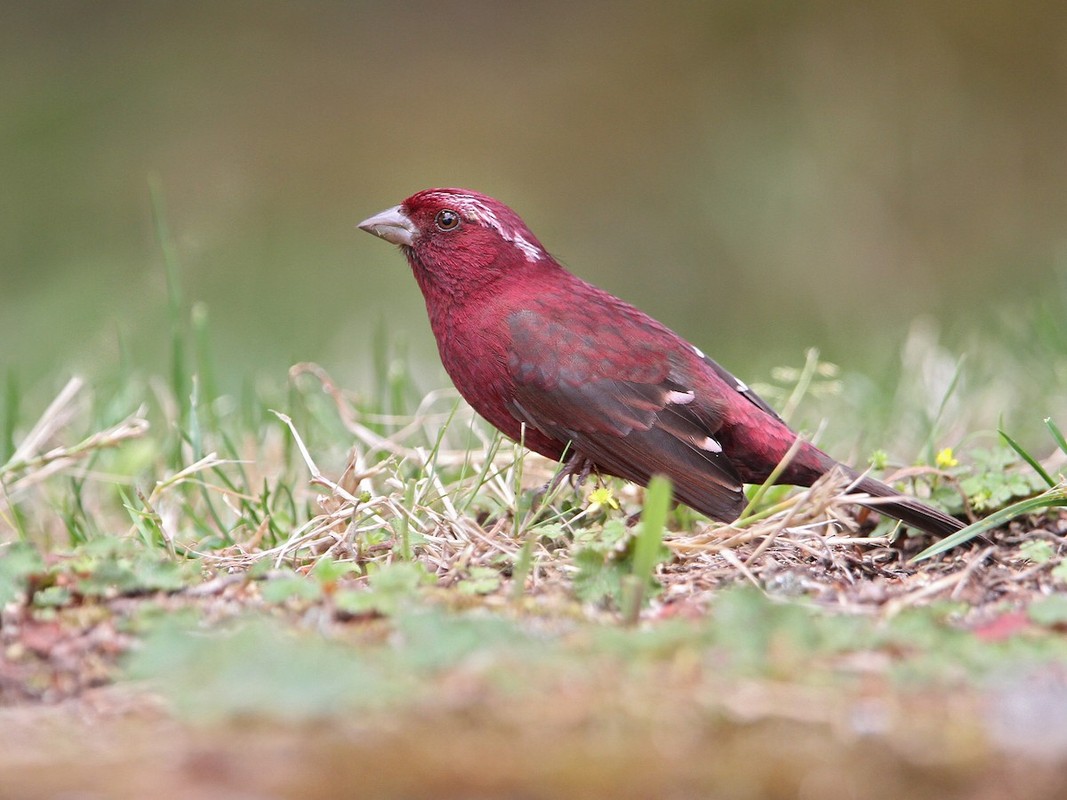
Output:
[
  {"xmin": 920, "ymin": 355, "xmax": 965, "ymax": 464},
  {"xmin": 779, "ymin": 347, "xmax": 819, "ymax": 424},
  {"xmin": 999, "ymin": 427, "xmax": 1055, "ymax": 488},
  {"xmin": 739, "ymin": 434, "xmax": 803, "ymax": 521},
  {"xmin": 149, "ymin": 176, "xmax": 189, "ymax": 465},
  {"xmin": 1, "ymin": 370, "xmax": 17, "ymax": 465},
  {"xmin": 508, "ymin": 427, "xmax": 535, "ymax": 601},
  {"xmin": 458, "ymin": 430, "xmax": 505, "ymax": 514},
  {"xmin": 192, "ymin": 301, "xmax": 218, "ymax": 429},
  {"xmin": 632, "ymin": 476, "xmax": 671, "ymax": 585},
  {"xmin": 621, "ymin": 475, "xmax": 672, "ymax": 625},
  {"xmin": 396, "ymin": 480, "xmax": 416, "ymax": 561},
  {"xmin": 912, "ymin": 483, "xmax": 1067, "ymax": 562},
  {"xmin": 1046, "ymin": 417, "xmax": 1067, "ymax": 457}
]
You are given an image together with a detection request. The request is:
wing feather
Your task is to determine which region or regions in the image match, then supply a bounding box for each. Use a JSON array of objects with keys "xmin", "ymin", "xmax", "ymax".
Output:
[{"xmin": 506, "ymin": 309, "xmax": 747, "ymax": 522}]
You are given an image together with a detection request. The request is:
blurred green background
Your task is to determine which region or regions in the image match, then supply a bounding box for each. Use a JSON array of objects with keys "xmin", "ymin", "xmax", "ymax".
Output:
[{"xmin": 3, "ymin": 1, "xmax": 1065, "ymax": 409}]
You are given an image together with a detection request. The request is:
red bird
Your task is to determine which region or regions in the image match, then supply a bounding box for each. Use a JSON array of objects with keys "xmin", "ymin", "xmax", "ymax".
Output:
[{"xmin": 359, "ymin": 188, "xmax": 963, "ymax": 537}]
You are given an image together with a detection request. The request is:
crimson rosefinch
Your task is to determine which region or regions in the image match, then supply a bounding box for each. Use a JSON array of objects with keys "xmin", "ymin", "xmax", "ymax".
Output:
[{"xmin": 359, "ymin": 188, "xmax": 963, "ymax": 537}]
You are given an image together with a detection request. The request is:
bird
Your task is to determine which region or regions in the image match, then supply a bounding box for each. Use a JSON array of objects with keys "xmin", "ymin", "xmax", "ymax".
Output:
[{"xmin": 358, "ymin": 188, "xmax": 964, "ymax": 537}]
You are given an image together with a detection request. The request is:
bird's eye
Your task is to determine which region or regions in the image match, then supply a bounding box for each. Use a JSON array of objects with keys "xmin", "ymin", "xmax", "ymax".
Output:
[{"xmin": 435, "ymin": 209, "xmax": 460, "ymax": 231}]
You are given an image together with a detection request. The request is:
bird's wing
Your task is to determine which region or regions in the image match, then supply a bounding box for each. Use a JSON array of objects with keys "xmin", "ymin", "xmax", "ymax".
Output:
[
  {"xmin": 504, "ymin": 308, "xmax": 746, "ymax": 522},
  {"xmin": 693, "ymin": 349, "xmax": 783, "ymax": 421}
]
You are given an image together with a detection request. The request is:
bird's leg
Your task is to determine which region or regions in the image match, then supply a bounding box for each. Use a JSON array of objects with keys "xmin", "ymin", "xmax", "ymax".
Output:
[
  {"xmin": 542, "ymin": 453, "xmax": 596, "ymax": 498},
  {"xmin": 528, "ymin": 455, "xmax": 594, "ymax": 515},
  {"xmin": 558, "ymin": 454, "xmax": 596, "ymax": 490}
]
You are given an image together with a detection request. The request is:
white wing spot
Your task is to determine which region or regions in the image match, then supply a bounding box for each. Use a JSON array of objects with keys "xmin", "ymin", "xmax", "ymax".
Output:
[
  {"xmin": 696, "ymin": 436, "xmax": 722, "ymax": 453},
  {"xmin": 446, "ymin": 194, "xmax": 544, "ymax": 262},
  {"xmin": 735, "ymin": 379, "xmax": 749, "ymax": 392},
  {"xmin": 692, "ymin": 344, "xmax": 706, "ymax": 359},
  {"xmin": 665, "ymin": 389, "xmax": 696, "ymax": 405}
]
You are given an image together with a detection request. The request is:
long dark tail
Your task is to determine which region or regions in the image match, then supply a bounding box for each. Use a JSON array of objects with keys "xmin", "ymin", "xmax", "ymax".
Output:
[
  {"xmin": 850, "ymin": 474, "xmax": 964, "ymax": 537},
  {"xmin": 794, "ymin": 444, "xmax": 964, "ymax": 538}
]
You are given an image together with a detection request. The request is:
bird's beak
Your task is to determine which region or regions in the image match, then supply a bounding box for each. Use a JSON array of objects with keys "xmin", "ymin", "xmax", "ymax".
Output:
[{"xmin": 358, "ymin": 205, "xmax": 417, "ymax": 247}]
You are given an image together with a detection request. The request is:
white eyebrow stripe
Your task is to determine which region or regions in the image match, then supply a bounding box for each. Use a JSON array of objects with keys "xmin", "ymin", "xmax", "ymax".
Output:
[{"xmin": 443, "ymin": 194, "xmax": 545, "ymax": 262}]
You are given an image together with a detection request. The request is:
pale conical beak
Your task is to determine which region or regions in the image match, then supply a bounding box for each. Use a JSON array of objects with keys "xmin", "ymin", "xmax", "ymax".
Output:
[{"xmin": 358, "ymin": 205, "xmax": 417, "ymax": 247}]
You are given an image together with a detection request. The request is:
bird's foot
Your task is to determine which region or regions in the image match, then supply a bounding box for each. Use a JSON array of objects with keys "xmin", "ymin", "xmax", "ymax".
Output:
[{"xmin": 546, "ymin": 454, "xmax": 595, "ymax": 494}]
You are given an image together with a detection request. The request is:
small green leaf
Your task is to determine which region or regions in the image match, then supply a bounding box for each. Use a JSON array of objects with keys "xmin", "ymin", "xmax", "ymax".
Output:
[
  {"xmin": 573, "ymin": 548, "xmax": 626, "ymax": 606},
  {"xmin": 1028, "ymin": 595, "xmax": 1067, "ymax": 627},
  {"xmin": 335, "ymin": 562, "xmax": 433, "ymax": 616},
  {"xmin": 333, "ymin": 589, "xmax": 385, "ymax": 615},
  {"xmin": 368, "ymin": 561, "xmax": 433, "ymax": 593},
  {"xmin": 311, "ymin": 556, "xmax": 358, "ymax": 585},
  {"xmin": 0, "ymin": 542, "xmax": 45, "ymax": 604},
  {"xmin": 1052, "ymin": 561, "xmax": 1067, "ymax": 584},
  {"xmin": 458, "ymin": 566, "xmax": 502, "ymax": 595},
  {"xmin": 261, "ymin": 574, "xmax": 323, "ymax": 604},
  {"xmin": 1019, "ymin": 540, "xmax": 1055, "ymax": 564},
  {"xmin": 77, "ymin": 559, "xmax": 140, "ymax": 596},
  {"xmin": 533, "ymin": 522, "xmax": 568, "ymax": 541},
  {"xmin": 33, "ymin": 585, "xmax": 73, "ymax": 607},
  {"xmin": 573, "ymin": 518, "xmax": 632, "ymax": 554},
  {"xmin": 869, "ymin": 449, "xmax": 889, "ymax": 470}
]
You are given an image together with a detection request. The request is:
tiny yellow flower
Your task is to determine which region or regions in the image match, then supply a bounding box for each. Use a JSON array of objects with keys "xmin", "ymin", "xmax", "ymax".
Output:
[
  {"xmin": 588, "ymin": 486, "xmax": 620, "ymax": 510},
  {"xmin": 935, "ymin": 447, "xmax": 959, "ymax": 469}
]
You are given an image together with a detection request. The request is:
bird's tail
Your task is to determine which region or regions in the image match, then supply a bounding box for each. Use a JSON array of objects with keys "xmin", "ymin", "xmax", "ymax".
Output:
[
  {"xmin": 850, "ymin": 473, "xmax": 964, "ymax": 538},
  {"xmin": 794, "ymin": 444, "xmax": 964, "ymax": 538}
]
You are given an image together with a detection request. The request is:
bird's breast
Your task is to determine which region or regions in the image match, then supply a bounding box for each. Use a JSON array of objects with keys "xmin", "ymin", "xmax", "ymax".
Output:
[
  {"xmin": 432, "ymin": 304, "xmax": 514, "ymax": 417},
  {"xmin": 429, "ymin": 297, "xmax": 567, "ymax": 461}
]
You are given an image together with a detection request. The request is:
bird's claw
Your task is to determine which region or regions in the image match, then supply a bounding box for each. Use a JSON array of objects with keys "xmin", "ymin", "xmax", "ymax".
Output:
[{"xmin": 544, "ymin": 454, "xmax": 596, "ymax": 495}]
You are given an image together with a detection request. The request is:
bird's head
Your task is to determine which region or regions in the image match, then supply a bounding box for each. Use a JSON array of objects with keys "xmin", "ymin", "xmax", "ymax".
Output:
[{"xmin": 359, "ymin": 188, "xmax": 550, "ymax": 298}]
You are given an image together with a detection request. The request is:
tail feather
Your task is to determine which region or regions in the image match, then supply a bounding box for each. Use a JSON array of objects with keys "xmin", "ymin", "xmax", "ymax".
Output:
[
  {"xmin": 791, "ymin": 443, "xmax": 964, "ymax": 538},
  {"xmin": 852, "ymin": 474, "xmax": 964, "ymax": 538}
]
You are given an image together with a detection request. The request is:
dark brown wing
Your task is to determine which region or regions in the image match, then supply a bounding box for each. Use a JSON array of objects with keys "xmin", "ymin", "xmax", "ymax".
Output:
[
  {"xmin": 694, "ymin": 347, "xmax": 783, "ymax": 421},
  {"xmin": 504, "ymin": 308, "xmax": 746, "ymax": 522}
]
